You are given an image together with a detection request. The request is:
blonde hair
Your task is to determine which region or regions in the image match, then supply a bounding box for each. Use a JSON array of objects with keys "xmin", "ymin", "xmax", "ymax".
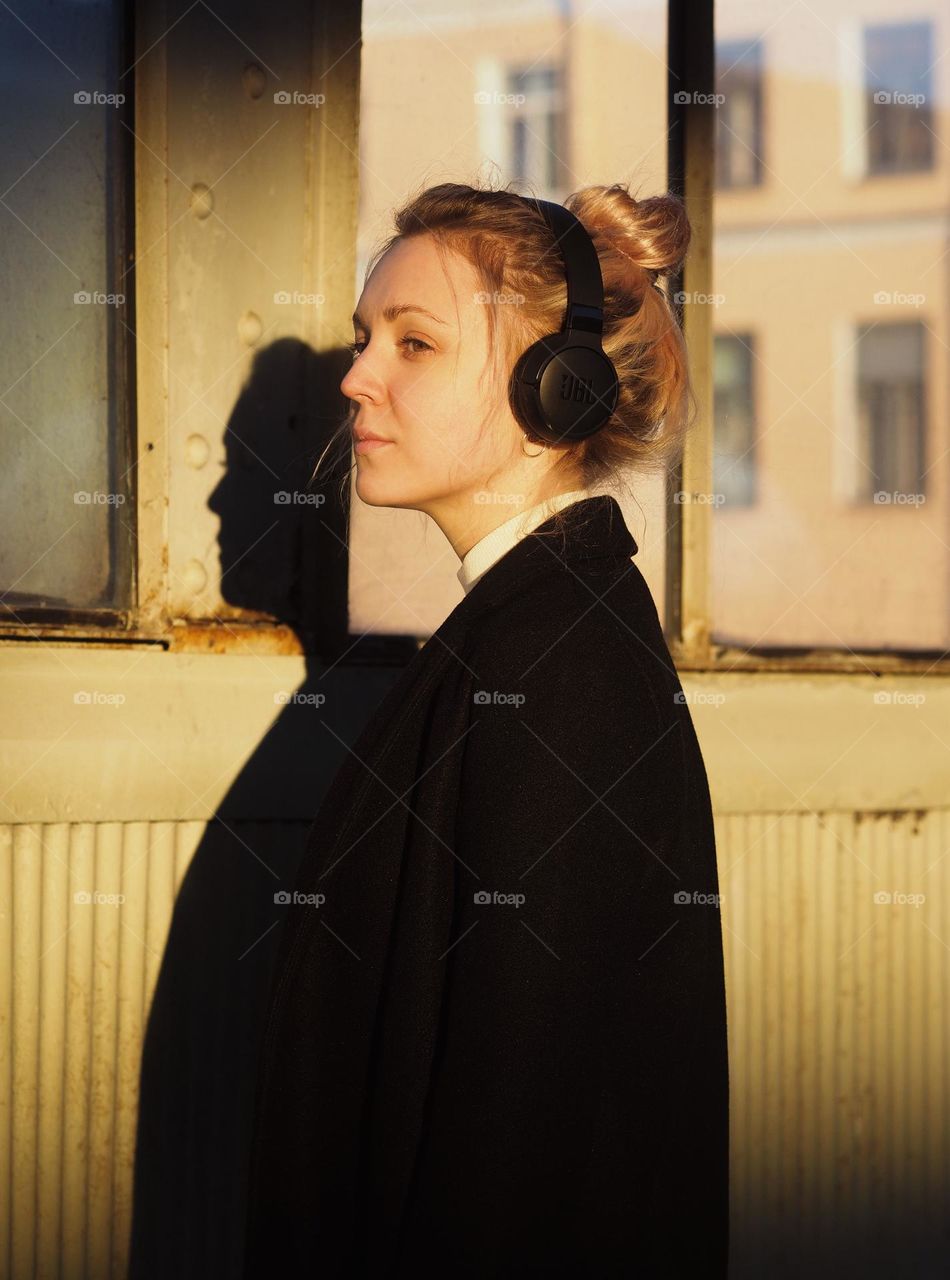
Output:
[{"xmin": 313, "ymin": 179, "xmax": 696, "ymax": 525}]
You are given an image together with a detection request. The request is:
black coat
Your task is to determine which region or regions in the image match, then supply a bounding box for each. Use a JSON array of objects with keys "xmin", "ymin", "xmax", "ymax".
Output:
[{"xmin": 243, "ymin": 494, "xmax": 729, "ymax": 1278}]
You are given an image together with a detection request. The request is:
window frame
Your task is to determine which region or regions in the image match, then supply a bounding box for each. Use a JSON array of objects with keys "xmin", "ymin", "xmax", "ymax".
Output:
[
  {"xmin": 0, "ymin": 0, "xmax": 361, "ymax": 659},
  {"xmin": 0, "ymin": 0, "xmax": 138, "ymax": 638},
  {"xmin": 3, "ymin": 0, "xmax": 947, "ymax": 676},
  {"xmin": 667, "ymin": 0, "xmax": 949, "ymax": 676}
]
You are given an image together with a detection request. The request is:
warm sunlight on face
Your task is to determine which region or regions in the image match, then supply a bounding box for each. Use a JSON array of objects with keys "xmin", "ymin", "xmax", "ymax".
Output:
[{"xmin": 340, "ymin": 234, "xmax": 524, "ymax": 522}]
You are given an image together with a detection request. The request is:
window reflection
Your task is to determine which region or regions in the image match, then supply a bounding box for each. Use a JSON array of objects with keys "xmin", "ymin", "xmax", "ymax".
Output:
[{"xmin": 0, "ymin": 0, "xmax": 134, "ymax": 618}]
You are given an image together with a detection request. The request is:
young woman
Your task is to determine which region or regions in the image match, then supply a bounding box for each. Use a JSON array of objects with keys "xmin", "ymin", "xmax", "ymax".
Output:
[{"xmin": 243, "ymin": 182, "xmax": 729, "ymax": 1277}]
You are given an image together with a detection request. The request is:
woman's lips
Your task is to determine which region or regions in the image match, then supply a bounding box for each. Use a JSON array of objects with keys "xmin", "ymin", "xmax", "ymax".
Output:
[{"xmin": 354, "ymin": 438, "xmax": 394, "ymax": 454}]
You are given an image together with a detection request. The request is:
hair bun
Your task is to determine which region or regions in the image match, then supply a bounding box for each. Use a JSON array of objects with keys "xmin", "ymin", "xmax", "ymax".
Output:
[{"xmin": 568, "ymin": 183, "xmax": 690, "ymax": 278}]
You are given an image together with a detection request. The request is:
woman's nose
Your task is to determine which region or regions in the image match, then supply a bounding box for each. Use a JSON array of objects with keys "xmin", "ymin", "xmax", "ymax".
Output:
[{"xmin": 340, "ymin": 349, "xmax": 381, "ymax": 403}]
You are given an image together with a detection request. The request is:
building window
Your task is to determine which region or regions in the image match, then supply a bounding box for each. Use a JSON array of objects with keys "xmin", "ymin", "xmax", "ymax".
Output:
[
  {"xmin": 0, "ymin": 0, "xmax": 135, "ymax": 622},
  {"xmin": 715, "ymin": 39, "xmax": 763, "ymax": 190},
  {"xmin": 856, "ymin": 322, "xmax": 926, "ymax": 502},
  {"xmin": 506, "ymin": 65, "xmax": 565, "ymax": 196},
  {"xmin": 713, "ymin": 334, "xmax": 756, "ymax": 507},
  {"xmin": 864, "ymin": 22, "xmax": 933, "ymax": 175}
]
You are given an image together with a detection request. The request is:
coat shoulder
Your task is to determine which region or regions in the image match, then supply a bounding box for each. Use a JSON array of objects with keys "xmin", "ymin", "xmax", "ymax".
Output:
[{"xmin": 459, "ymin": 558, "xmax": 679, "ymax": 737}]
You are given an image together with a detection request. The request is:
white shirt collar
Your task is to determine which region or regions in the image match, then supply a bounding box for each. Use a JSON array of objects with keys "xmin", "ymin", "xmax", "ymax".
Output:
[{"xmin": 457, "ymin": 488, "xmax": 593, "ymax": 595}]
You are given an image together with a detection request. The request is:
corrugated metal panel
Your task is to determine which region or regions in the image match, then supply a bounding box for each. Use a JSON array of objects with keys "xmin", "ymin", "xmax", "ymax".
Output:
[
  {"xmin": 2, "ymin": 811, "xmax": 949, "ymax": 1277},
  {"xmin": 0, "ymin": 820, "xmax": 310, "ymax": 1280},
  {"xmin": 718, "ymin": 808, "xmax": 950, "ymax": 1277}
]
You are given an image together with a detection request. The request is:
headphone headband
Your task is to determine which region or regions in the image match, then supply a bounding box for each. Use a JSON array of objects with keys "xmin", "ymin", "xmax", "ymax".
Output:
[{"xmin": 525, "ymin": 197, "xmax": 607, "ymax": 337}]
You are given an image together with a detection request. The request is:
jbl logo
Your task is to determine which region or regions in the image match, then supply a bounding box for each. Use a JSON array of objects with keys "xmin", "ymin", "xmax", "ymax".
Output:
[{"xmin": 559, "ymin": 372, "xmax": 596, "ymax": 404}]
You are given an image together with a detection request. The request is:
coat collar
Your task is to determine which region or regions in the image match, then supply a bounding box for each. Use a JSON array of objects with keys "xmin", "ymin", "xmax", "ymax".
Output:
[
  {"xmin": 457, "ymin": 487, "xmax": 593, "ymax": 595},
  {"xmin": 439, "ymin": 494, "xmax": 639, "ymax": 636}
]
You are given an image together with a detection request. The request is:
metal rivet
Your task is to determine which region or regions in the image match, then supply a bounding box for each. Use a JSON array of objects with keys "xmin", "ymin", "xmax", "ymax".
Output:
[
  {"xmin": 238, "ymin": 310, "xmax": 263, "ymax": 346},
  {"xmin": 185, "ymin": 434, "xmax": 210, "ymax": 468},
  {"xmin": 190, "ymin": 182, "xmax": 213, "ymax": 220},
  {"xmin": 182, "ymin": 559, "xmax": 208, "ymax": 594},
  {"xmin": 243, "ymin": 63, "xmax": 267, "ymax": 99}
]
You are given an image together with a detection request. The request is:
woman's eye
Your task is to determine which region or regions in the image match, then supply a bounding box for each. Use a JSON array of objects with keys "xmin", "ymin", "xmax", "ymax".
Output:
[
  {"xmin": 347, "ymin": 335, "xmax": 432, "ymax": 358},
  {"xmin": 400, "ymin": 336, "xmax": 432, "ymax": 355}
]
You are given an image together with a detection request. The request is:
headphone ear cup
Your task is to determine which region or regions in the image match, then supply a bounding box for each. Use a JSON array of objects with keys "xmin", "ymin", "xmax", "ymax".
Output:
[
  {"xmin": 509, "ymin": 340, "xmax": 548, "ymax": 441},
  {"xmin": 511, "ymin": 337, "xmax": 620, "ymax": 445}
]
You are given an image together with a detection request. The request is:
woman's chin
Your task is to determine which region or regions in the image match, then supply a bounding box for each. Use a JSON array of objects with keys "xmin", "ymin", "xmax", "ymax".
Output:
[{"xmin": 354, "ymin": 467, "xmax": 399, "ymax": 508}]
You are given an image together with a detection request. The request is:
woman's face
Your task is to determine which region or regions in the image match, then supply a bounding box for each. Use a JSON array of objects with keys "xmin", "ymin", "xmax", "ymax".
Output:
[{"xmin": 341, "ymin": 233, "xmax": 520, "ymax": 517}]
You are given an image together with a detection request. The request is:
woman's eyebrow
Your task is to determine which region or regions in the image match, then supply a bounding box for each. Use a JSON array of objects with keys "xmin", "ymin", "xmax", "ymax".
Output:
[{"xmin": 352, "ymin": 303, "xmax": 450, "ymax": 327}]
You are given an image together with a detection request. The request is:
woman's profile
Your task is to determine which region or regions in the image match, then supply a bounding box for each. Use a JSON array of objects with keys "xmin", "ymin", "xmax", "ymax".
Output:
[{"xmin": 243, "ymin": 180, "xmax": 729, "ymax": 1277}]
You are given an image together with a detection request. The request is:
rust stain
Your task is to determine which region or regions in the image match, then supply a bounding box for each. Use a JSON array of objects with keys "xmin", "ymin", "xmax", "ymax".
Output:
[
  {"xmin": 854, "ymin": 808, "xmax": 929, "ymax": 833},
  {"xmin": 168, "ymin": 622, "xmax": 304, "ymax": 655}
]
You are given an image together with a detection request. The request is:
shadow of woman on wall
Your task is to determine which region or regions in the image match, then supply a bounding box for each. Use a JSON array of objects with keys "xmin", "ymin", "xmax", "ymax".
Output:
[{"xmin": 127, "ymin": 337, "xmax": 416, "ymax": 1279}]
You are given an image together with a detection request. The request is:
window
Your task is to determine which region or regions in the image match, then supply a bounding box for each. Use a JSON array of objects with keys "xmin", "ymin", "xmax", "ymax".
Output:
[
  {"xmin": 715, "ymin": 38, "xmax": 763, "ymax": 190},
  {"xmin": 0, "ymin": 0, "xmax": 135, "ymax": 622},
  {"xmin": 507, "ymin": 65, "xmax": 566, "ymax": 197},
  {"xmin": 713, "ymin": 2, "xmax": 945, "ymax": 657},
  {"xmin": 353, "ymin": 0, "xmax": 670, "ymax": 638},
  {"xmin": 713, "ymin": 335, "xmax": 756, "ymax": 507},
  {"xmin": 856, "ymin": 322, "xmax": 926, "ymax": 503},
  {"xmin": 864, "ymin": 22, "xmax": 934, "ymax": 176}
]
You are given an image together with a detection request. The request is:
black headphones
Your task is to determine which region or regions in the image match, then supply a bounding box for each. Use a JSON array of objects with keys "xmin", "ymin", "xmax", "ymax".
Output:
[{"xmin": 509, "ymin": 197, "xmax": 620, "ymax": 445}]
